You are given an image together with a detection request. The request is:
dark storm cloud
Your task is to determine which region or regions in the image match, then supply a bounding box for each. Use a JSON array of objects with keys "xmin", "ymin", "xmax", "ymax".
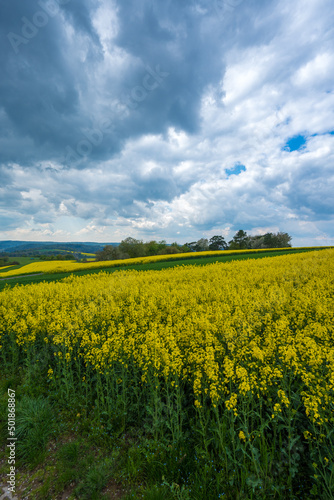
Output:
[
  {"xmin": 114, "ymin": 0, "xmax": 223, "ymax": 132},
  {"xmin": 0, "ymin": 0, "xmax": 246, "ymax": 166},
  {"xmin": 1, "ymin": 0, "xmax": 87, "ymax": 163}
]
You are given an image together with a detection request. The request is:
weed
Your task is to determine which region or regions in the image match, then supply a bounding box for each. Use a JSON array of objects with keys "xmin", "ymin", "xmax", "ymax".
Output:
[{"xmin": 15, "ymin": 395, "xmax": 54, "ymax": 467}]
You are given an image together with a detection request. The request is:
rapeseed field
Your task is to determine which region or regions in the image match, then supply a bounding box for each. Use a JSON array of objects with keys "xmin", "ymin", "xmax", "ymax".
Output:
[{"xmin": 0, "ymin": 249, "xmax": 333, "ymax": 498}]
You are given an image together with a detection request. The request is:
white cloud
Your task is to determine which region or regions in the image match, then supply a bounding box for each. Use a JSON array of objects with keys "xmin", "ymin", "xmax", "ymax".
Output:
[{"xmin": 1, "ymin": 0, "xmax": 334, "ymax": 245}]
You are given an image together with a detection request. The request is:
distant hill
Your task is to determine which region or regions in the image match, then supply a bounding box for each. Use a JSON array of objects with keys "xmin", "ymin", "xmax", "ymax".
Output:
[{"xmin": 0, "ymin": 241, "xmax": 119, "ymax": 255}]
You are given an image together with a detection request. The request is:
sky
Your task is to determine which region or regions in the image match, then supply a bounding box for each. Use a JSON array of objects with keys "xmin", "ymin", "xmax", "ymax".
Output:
[{"xmin": 1, "ymin": 0, "xmax": 334, "ymax": 246}]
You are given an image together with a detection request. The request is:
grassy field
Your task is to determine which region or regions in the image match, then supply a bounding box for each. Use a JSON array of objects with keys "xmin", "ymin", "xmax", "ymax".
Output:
[
  {"xmin": 1, "ymin": 248, "xmax": 334, "ymax": 499},
  {"xmin": 6, "ymin": 256, "xmax": 40, "ymax": 266},
  {"xmin": 0, "ymin": 255, "xmax": 40, "ymax": 273}
]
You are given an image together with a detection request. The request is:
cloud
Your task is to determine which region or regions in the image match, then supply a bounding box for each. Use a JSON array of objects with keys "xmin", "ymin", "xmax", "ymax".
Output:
[
  {"xmin": 1, "ymin": 0, "xmax": 334, "ymax": 245},
  {"xmin": 1, "ymin": 0, "xmax": 228, "ymax": 167}
]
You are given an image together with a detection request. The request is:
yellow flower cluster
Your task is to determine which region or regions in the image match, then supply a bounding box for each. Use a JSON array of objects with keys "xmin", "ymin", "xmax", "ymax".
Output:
[
  {"xmin": 0, "ymin": 249, "xmax": 333, "ymax": 424},
  {"xmin": 239, "ymin": 430, "xmax": 246, "ymax": 442}
]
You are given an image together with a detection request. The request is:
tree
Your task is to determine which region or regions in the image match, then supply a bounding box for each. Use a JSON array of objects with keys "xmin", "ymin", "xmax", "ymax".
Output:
[
  {"xmin": 272, "ymin": 232, "xmax": 292, "ymax": 248},
  {"xmin": 185, "ymin": 241, "xmax": 198, "ymax": 252},
  {"xmin": 118, "ymin": 237, "xmax": 146, "ymax": 258},
  {"xmin": 166, "ymin": 242, "xmax": 182, "ymax": 254},
  {"xmin": 209, "ymin": 235, "xmax": 228, "ymax": 251},
  {"xmin": 242, "ymin": 231, "xmax": 292, "ymax": 249},
  {"xmin": 229, "ymin": 230, "xmax": 248, "ymax": 250},
  {"xmin": 180, "ymin": 244, "xmax": 191, "ymax": 253},
  {"xmin": 194, "ymin": 238, "xmax": 209, "ymax": 252},
  {"xmin": 144, "ymin": 240, "xmax": 168, "ymax": 256},
  {"xmin": 245, "ymin": 235, "xmax": 264, "ymax": 249},
  {"xmin": 96, "ymin": 245, "xmax": 129, "ymax": 261},
  {"xmin": 263, "ymin": 233, "xmax": 274, "ymax": 248}
]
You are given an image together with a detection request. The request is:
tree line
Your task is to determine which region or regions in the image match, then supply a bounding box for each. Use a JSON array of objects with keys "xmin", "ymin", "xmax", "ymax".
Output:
[
  {"xmin": 0, "ymin": 257, "xmax": 20, "ymax": 268},
  {"xmin": 96, "ymin": 231, "xmax": 292, "ymax": 261},
  {"xmin": 187, "ymin": 230, "xmax": 292, "ymax": 251}
]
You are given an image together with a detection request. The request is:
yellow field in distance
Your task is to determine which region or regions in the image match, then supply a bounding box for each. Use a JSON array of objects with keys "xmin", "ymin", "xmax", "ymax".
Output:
[{"xmin": 0, "ymin": 246, "xmax": 331, "ymax": 278}]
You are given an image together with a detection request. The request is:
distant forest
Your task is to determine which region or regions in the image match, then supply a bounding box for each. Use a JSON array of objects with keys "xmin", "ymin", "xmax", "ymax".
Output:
[
  {"xmin": 95, "ymin": 231, "xmax": 292, "ymax": 261},
  {"xmin": 0, "ymin": 240, "xmax": 115, "ymax": 254}
]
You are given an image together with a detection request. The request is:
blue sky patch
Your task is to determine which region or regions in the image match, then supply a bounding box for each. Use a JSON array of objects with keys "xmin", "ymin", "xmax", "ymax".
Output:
[
  {"xmin": 283, "ymin": 135, "xmax": 307, "ymax": 152},
  {"xmin": 226, "ymin": 164, "xmax": 246, "ymax": 176}
]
